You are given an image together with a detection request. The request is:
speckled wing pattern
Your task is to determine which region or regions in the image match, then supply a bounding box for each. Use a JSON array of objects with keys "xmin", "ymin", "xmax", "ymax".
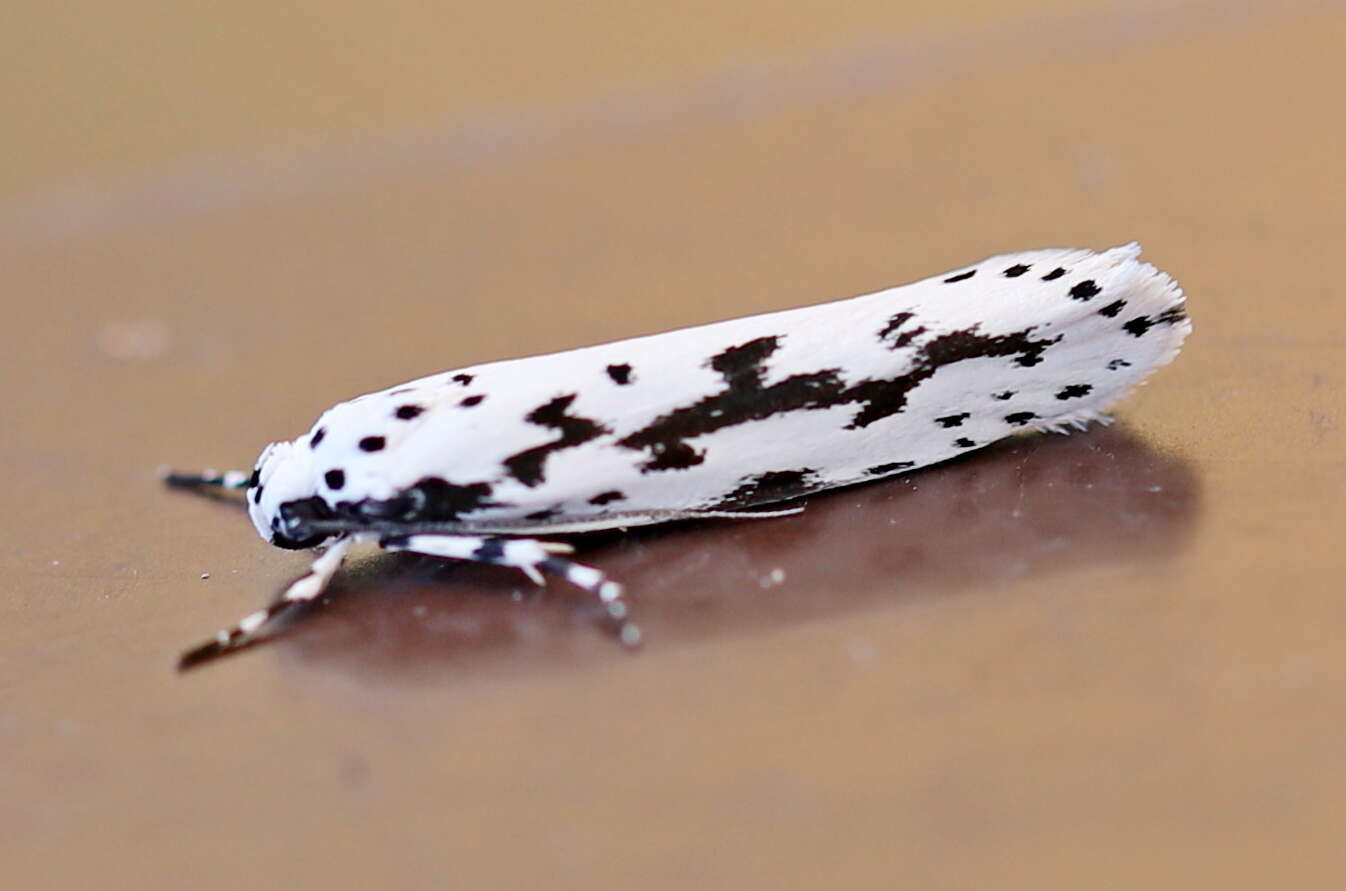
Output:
[
  {"xmin": 168, "ymin": 242, "xmax": 1189, "ymax": 666},
  {"xmin": 306, "ymin": 242, "xmax": 1188, "ymax": 532}
]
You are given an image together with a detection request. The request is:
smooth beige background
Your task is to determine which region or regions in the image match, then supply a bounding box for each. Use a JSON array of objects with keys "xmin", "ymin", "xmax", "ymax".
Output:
[{"xmin": 3, "ymin": 1, "xmax": 1345, "ymax": 888}]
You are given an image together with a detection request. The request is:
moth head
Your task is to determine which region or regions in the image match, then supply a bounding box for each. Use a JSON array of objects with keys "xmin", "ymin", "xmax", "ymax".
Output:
[{"xmin": 247, "ymin": 441, "xmax": 335, "ymax": 550}]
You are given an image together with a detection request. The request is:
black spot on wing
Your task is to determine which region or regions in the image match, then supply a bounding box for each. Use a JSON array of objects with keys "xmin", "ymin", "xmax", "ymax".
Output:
[
  {"xmin": 944, "ymin": 269, "xmax": 976, "ymax": 283},
  {"xmin": 713, "ymin": 469, "xmax": 819, "ymax": 510},
  {"xmin": 503, "ymin": 395, "xmax": 608, "ymax": 487},
  {"xmin": 247, "ymin": 468, "xmax": 261, "ymax": 488},
  {"xmin": 954, "ymin": 438, "xmax": 977, "ymax": 448},
  {"xmin": 877, "ymin": 311, "xmax": 912, "ymax": 341},
  {"xmin": 1056, "ymin": 384, "xmax": 1093, "ymax": 399},
  {"xmin": 451, "ymin": 374, "xmax": 474, "ymax": 386},
  {"xmin": 1070, "ymin": 280, "xmax": 1101, "ymax": 301},
  {"xmin": 878, "ymin": 312, "xmax": 926, "ymax": 349},
  {"xmin": 1098, "ymin": 299, "xmax": 1127, "ymax": 318},
  {"xmin": 460, "ymin": 395, "xmax": 485, "ymax": 407},
  {"xmin": 589, "ymin": 490, "xmax": 625, "ymax": 506},
  {"xmin": 617, "ymin": 327, "xmax": 1061, "ymax": 471},
  {"xmin": 867, "ymin": 461, "xmax": 914, "ymax": 475},
  {"xmin": 936, "ymin": 412, "xmax": 970, "ymax": 428},
  {"xmin": 359, "ymin": 436, "xmax": 386, "ymax": 452},
  {"xmin": 1003, "ymin": 263, "xmax": 1030, "ymax": 277},
  {"xmin": 1107, "ymin": 359, "xmax": 1132, "ymax": 370},
  {"xmin": 395, "ymin": 404, "xmax": 423, "ymax": 420},
  {"xmin": 605, "ymin": 364, "xmax": 633, "ymax": 385},
  {"xmin": 1041, "ymin": 267, "xmax": 1066, "ymax": 281},
  {"xmin": 993, "ymin": 390, "xmax": 1015, "ymax": 400},
  {"xmin": 310, "ymin": 428, "xmax": 326, "ymax": 448},
  {"xmin": 324, "ymin": 469, "xmax": 345, "ymax": 490},
  {"xmin": 1123, "ymin": 306, "xmax": 1187, "ymax": 337},
  {"xmin": 1004, "ymin": 411, "xmax": 1037, "ymax": 426},
  {"xmin": 1122, "ymin": 317, "xmax": 1150, "ymax": 337}
]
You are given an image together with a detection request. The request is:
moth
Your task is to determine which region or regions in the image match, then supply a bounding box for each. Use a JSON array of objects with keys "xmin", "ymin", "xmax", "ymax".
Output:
[{"xmin": 166, "ymin": 243, "xmax": 1189, "ymax": 667}]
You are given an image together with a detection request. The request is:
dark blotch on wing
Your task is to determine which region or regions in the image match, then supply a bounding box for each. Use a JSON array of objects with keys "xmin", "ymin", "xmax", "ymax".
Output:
[
  {"xmin": 878, "ymin": 312, "xmax": 925, "ymax": 349},
  {"xmin": 867, "ymin": 461, "xmax": 914, "ymax": 475},
  {"xmin": 713, "ymin": 469, "xmax": 820, "ymax": 510},
  {"xmin": 617, "ymin": 326, "xmax": 1061, "ymax": 472},
  {"xmin": 503, "ymin": 395, "xmax": 607, "ymax": 487},
  {"xmin": 1056, "ymin": 384, "xmax": 1093, "ymax": 400},
  {"xmin": 1123, "ymin": 306, "xmax": 1187, "ymax": 338},
  {"xmin": 1070, "ymin": 280, "xmax": 1101, "ymax": 301}
]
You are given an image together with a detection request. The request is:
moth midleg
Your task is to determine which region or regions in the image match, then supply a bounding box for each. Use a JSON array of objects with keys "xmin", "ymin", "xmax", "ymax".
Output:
[{"xmin": 380, "ymin": 533, "xmax": 640, "ymax": 647}]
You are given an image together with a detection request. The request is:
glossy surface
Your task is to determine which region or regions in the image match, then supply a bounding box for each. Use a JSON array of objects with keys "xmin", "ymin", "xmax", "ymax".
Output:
[{"xmin": 3, "ymin": 1, "xmax": 1344, "ymax": 887}]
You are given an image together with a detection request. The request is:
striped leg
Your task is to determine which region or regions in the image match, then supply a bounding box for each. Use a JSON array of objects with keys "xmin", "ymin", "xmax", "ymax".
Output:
[
  {"xmin": 162, "ymin": 468, "xmax": 251, "ymax": 490},
  {"xmin": 178, "ymin": 539, "xmax": 352, "ymax": 670},
  {"xmin": 381, "ymin": 534, "xmax": 640, "ymax": 647}
]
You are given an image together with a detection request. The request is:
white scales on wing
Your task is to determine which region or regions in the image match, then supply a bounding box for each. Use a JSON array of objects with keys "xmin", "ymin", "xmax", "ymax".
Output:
[{"xmin": 165, "ymin": 243, "xmax": 1189, "ymax": 667}]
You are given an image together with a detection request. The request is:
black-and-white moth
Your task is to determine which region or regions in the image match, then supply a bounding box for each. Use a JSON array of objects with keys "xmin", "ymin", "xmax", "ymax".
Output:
[{"xmin": 166, "ymin": 243, "xmax": 1189, "ymax": 667}]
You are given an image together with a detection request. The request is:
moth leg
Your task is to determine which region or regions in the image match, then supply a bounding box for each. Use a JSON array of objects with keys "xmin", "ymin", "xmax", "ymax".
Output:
[
  {"xmin": 178, "ymin": 538, "xmax": 352, "ymax": 670},
  {"xmin": 380, "ymin": 534, "xmax": 640, "ymax": 647},
  {"xmin": 162, "ymin": 468, "xmax": 250, "ymax": 489}
]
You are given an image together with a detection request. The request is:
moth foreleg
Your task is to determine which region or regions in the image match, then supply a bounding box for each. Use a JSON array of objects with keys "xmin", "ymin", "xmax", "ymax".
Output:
[
  {"xmin": 380, "ymin": 533, "xmax": 640, "ymax": 647},
  {"xmin": 178, "ymin": 538, "xmax": 352, "ymax": 670},
  {"xmin": 162, "ymin": 468, "xmax": 251, "ymax": 490}
]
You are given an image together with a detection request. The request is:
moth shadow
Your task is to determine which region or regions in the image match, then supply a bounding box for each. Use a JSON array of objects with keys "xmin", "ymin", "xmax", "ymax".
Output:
[{"xmin": 268, "ymin": 424, "xmax": 1200, "ymax": 683}]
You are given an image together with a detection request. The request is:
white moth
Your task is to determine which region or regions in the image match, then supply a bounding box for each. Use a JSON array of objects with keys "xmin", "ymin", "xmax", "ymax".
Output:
[{"xmin": 167, "ymin": 242, "xmax": 1189, "ymax": 667}]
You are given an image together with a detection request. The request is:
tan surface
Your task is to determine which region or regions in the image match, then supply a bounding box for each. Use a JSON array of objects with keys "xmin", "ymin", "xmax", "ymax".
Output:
[{"xmin": 3, "ymin": 1, "xmax": 1345, "ymax": 888}]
